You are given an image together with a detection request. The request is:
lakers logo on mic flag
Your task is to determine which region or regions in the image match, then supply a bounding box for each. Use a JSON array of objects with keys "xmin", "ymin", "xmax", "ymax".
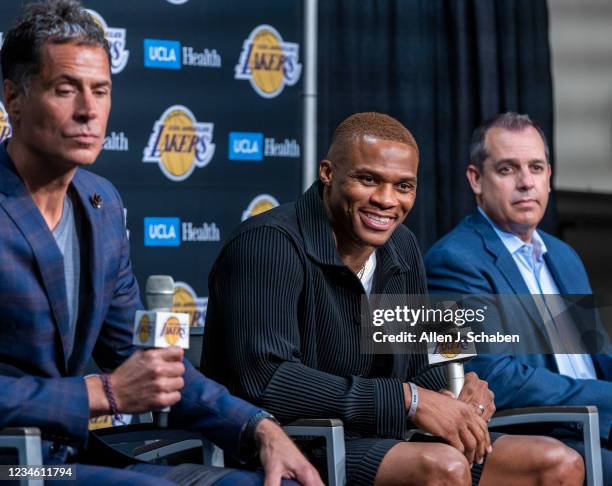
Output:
[{"xmin": 133, "ymin": 310, "xmax": 190, "ymax": 348}]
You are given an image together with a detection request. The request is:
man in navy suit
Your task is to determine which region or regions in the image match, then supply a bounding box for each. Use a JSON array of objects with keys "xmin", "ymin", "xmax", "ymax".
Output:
[
  {"xmin": 0, "ymin": 1, "xmax": 321, "ymax": 485},
  {"xmin": 425, "ymin": 112, "xmax": 612, "ymax": 480}
]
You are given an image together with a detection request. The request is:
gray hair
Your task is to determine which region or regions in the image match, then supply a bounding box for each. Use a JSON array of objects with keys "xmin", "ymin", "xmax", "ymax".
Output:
[
  {"xmin": 1, "ymin": 0, "xmax": 110, "ymax": 92},
  {"xmin": 469, "ymin": 112, "xmax": 550, "ymax": 169}
]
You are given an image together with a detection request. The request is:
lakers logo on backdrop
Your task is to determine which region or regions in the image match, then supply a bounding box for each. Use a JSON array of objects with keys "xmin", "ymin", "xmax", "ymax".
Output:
[
  {"xmin": 173, "ymin": 281, "xmax": 208, "ymax": 326},
  {"xmin": 241, "ymin": 194, "xmax": 280, "ymax": 221},
  {"xmin": 235, "ymin": 25, "xmax": 301, "ymax": 98},
  {"xmin": 86, "ymin": 10, "xmax": 129, "ymax": 74},
  {"xmin": 0, "ymin": 102, "xmax": 12, "ymax": 143},
  {"xmin": 143, "ymin": 105, "xmax": 215, "ymax": 182},
  {"xmin": 88, "ymin": 415, "xmax": 113, "ymax": 430}
]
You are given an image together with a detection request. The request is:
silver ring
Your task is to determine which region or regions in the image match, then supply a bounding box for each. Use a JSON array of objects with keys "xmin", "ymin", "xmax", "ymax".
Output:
[{"xmin": 478, "ymin": 404, "xmax": 486, "ymax": 416}]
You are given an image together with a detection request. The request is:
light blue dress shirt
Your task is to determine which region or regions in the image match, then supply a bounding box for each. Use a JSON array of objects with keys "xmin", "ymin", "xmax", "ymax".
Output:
[{"xmin": 478, "ymin": 207, "xmax": 597, "ymax": 379}]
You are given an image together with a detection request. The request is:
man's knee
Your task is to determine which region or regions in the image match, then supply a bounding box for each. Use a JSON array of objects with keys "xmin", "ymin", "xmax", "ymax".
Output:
[
  {"xmin": 420, "ymin": 445, "xmax": 471, "ymax": 486},
  {"xmin": 375, "ymin": 442, "xmax": 471, "ymax": 486},
  {"xmin": 538, "ymin": 438, "xmax": 585, "ymax": 485}
]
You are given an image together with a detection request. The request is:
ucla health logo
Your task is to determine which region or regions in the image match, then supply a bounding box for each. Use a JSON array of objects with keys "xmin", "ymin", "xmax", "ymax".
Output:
[
  {"xmin": 229, "ymin": 132, "xmax": 300, "ymax": 161},
  {"xmin": 103, "ymin": 131, "xmax": 129, "ymax": 151},
  {"xmin": 144, "ymin": 39, "xmax": 222, "ymax": 70},
  {"xmin": 235, "ymin": 25, "xmax": 301, "ymax": 98},
  {"xmin": 144, "ymin": 39, "xmax": 181, "ymax": 69},
  {"xmin": 86, "ymin": 10, "xmax": 129, "ymax": 74},
  {"xmin": 0, "ymin": 102, "xmax": 12, "ymax": 143},
  {"xmin": 143, "ymin": 105, "xmax": 215, "ymax": 181},
  {"xmin": 229, "ymin": 132, "xmax": 263, "ymax": 161},
  {"xmin": 144, "ymin": 217, "xmax": 220, "ymax": 247},
  {"xmin": 144, "ymin": 217, "xmax": 180, "ymax": 246}
]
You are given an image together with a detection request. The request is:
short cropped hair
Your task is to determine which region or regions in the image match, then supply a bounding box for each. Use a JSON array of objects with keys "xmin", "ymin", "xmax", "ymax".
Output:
[
  {"xmin": 469, "ymin": 112, "xmax": 550, "ymax": 169},
  {"xmin": 1, "ymin": 0, "xmax": 110, "ymax": 91},
  {"xmin": 327, "ymin": 112, "xmax": 419, "ymax": 160}
]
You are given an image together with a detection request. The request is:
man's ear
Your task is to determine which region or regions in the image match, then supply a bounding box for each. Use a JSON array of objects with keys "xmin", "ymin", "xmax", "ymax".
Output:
[
  {"xmin": 3, "ymin": 79, "xmax": 23, "ymax": 124},
  {"xmin": 319, "ymin": 159, "xmax": 333, "ymax": 186},
  {"xmin": 466, "ymin": 164, "xmax": 483, "ymax": 197}
]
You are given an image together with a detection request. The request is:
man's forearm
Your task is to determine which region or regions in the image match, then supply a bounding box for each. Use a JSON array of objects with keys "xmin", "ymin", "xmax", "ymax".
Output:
[
  {"xmin": 85, "ymin": 375, "xmax": 110, "ymax": 417},
  {"xmin": 257, "ymin": 361, "xmax": 408, "ymax": 438},
  {"xmin": 0, "ymin": 375, "xmax": 90, "ymax": 446}
]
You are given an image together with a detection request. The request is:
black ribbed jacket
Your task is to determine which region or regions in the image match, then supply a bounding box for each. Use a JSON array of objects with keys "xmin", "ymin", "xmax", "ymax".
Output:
[{"xmin": 202, "ymin": 182, "xmax": 445, "ymax": 440}]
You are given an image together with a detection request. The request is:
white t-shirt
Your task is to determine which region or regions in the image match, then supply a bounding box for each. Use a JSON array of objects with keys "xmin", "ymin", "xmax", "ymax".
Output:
[{"xmin": 359, "ymin": 251, "xmax": 377, "ymax": 295}]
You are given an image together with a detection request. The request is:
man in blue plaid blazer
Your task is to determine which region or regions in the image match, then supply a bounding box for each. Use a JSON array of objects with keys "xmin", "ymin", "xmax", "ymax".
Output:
[{"xmin": 0, "ymin": 1, "xmax": 321, "ymax": 485}]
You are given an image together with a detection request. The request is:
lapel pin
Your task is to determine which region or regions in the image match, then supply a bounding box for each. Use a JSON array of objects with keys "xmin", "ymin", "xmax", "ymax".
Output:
[{"xmin": 90, "ymin": 193, "xmax": 103, "ymax": 209}]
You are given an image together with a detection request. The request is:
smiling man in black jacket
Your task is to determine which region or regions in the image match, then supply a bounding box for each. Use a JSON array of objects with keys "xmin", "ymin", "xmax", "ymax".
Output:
[{"xmin": 202, "ymin": 112, "xmax": 583, "ymax": 485}]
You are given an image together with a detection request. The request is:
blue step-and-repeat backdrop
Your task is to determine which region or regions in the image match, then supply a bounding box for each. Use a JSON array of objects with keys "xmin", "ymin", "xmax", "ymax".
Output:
[{"xmin": 0, "ymin": 0, "xmax": 305, "ymax": 326}]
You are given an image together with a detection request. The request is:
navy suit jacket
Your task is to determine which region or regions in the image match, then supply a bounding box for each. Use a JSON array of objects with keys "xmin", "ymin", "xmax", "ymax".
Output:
[
  {"xmin": 0, "ymin": 144, "xmax": 261, "ymax": 462},
  {"xmin": 425, "ymin": 210, "xmax": 612, "ymax": 440}
]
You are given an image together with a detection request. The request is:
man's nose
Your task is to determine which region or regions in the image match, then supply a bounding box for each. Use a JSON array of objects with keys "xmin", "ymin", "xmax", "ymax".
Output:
[
  {"xmin": 371, "ymin": 184, "xmax": 396, "ymax": 208},
  {"xmin": 516, "ymin": 168, "xmax": 535, "ymax": 190},
  {"xmin": 74, "ymin": 90, "xmax": 97, "ymax": 121}
]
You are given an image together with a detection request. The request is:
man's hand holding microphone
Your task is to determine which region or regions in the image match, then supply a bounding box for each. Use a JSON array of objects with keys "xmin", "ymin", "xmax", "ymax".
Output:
[
  {"xmin": 87, "ymin": 346, "xmax": 186, "ymax": 417},
  {"xmin": 406, "ymin": 373, "xmax": 495, "ymax": 467},
  {"xmin": 404, "ymin": 313, "xmax": 496, "ymax": 467},
  {"xmin": 87, "ymin": 275, "xmax": 188, "ymax": 423}
]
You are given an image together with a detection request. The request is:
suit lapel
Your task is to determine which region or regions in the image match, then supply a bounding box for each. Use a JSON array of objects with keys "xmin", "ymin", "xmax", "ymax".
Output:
[
  {"xmin": 69, "ymin": 171, "xmax": 105, "ymax": 372},
  {"xmin": 0, "ymin": 148, "xmax": 71, "ymax": 371},
  {"xmin": 542, "ymin": 252, "xmax": 569, "ymax": 294},
  {"xmin": 471, "ymin": 211, "xmax": 543, "ymax": 326}
]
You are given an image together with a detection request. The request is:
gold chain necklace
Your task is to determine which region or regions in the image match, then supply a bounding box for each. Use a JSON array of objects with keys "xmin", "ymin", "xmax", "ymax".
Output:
[{"xmin": 356, "ymin": 264, "xmax": 366, "ymax": 280}]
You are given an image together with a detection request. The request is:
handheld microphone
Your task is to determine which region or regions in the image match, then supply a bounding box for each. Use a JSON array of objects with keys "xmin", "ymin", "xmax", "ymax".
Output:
[
  {"xmin": 146, "ymin": 275, "xmax": 176, "ymax": 311},
  {"xmin": 133, "ymin": 275, "xmax": 190, "ymax": 427},
  {"xmin": 427, "ymin": 327, "xmax": 476, "ymax": 398}
]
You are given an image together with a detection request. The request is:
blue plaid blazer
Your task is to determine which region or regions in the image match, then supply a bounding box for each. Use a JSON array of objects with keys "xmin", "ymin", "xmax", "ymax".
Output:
[{"xmin": 0, "ymin": 144, "xmax": 261, "ymax": 462}]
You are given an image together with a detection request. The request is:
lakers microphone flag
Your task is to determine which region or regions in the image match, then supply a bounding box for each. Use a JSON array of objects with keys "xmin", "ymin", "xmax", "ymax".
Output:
[{"xmin": 133, "ymin": 310, "xmax": 190, "ymax": 349}]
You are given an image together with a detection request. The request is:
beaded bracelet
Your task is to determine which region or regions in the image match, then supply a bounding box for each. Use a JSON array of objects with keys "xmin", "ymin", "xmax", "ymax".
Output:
[{"xmin": 99, "ymin": 373, "xmax": 122, "ymax": 422}]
